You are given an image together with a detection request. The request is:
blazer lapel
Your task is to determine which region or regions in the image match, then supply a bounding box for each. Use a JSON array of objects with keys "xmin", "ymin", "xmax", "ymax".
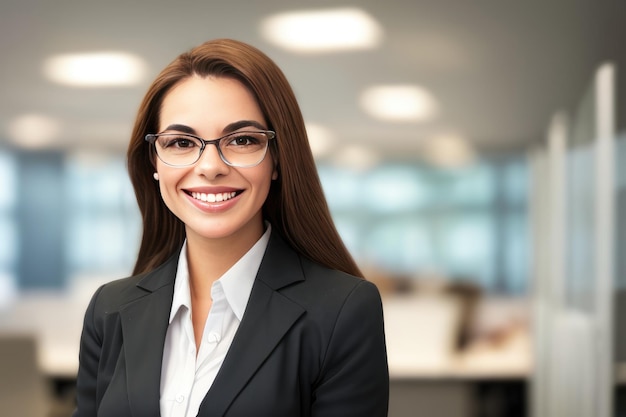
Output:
[
  {"xmin": 198, "ymin": 233, "xmax": 306, "ymax": 416},
  {"xmin": 120, "ymin": 255, "xmax": 178, "ymax": 417}
]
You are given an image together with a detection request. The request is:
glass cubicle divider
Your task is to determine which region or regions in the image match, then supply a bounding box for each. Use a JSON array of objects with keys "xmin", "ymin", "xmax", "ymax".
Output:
[
  {"xmin": 528, "ymin": 111, "xmax": 565, "ymax": 417},
  {"xmin": 530, "ymin": 62, "xmax": 616, "ymax": 417}
]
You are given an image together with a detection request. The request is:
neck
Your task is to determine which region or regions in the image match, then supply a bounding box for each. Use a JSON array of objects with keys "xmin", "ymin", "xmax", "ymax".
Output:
[{"xmin": 184, "ymin": 221, "xmax": 265, "ymax": 297}]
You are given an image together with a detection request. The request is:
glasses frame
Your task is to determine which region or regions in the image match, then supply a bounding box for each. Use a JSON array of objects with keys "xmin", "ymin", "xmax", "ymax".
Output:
[{"xmin": 145, "ymin": 130, "xmax": 276, "ymax": 168}]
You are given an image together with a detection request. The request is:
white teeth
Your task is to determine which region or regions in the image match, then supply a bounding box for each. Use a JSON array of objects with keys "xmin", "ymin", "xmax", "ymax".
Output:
[{"xmin": 191, "ymin": 191, "xmax": 237, "ymax": 202}]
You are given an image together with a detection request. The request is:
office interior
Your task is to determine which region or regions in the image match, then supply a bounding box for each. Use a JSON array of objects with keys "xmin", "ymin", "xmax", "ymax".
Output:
[{"xmin": 0, "ymin": 1, "xmax": 625, "ymax": 416}]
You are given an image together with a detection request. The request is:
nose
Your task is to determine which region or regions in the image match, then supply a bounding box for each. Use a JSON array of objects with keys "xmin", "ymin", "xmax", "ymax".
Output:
[{"xmin": 194, "ymin": 143, "xmax": 230, "ymax": 178}]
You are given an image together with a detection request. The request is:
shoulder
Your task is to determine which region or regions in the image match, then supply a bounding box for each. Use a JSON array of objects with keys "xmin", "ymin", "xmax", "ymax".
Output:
[
  {"xmin": 278, "ymin": 255, "xmax": 387, "ymax": 384},
  {"xmin": 302, "ymin": 257, "xmax": 371, "ymax": 293},
  {"xmin": 264, "ymin": 230, "xmax": 365, "ymax": 286},
  {"xmin": 87, "ymin": 275, "xmax": 147, "ymax": 317},
  {"xmin": 283, "ymin": 256, "xmax": 383, "ymax": 317},
  {"xmin": 88, "ymin": 253, "xmax": 178, "ymax": 315},
  {"xmin": 260, "ymin": 231, "xmax": 382, "ymax": 312}
]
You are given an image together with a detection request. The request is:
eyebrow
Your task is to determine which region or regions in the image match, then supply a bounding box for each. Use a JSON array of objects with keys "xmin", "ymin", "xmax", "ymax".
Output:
[
  {"xmin": 223, "ymin": 120, "xmax": 267, "ymax": 132},
  {"xmin": 162, "ymin": 120, "xmax": 268, "ymax": 135}
]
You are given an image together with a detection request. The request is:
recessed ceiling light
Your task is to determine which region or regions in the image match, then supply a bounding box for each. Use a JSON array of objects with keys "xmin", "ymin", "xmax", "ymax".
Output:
[
  {"xmin": 43, "ymin": 51, "xmax": 146, "ymax": 87},
  {"xmin": 360, "ymin": 85, "xmax": 438, "ymax": 122},
  {"xmin": 7, "ymin": 114, "xmax": 62, "ymax": 149},
  {"xmin": 420, "ymin": 134, "xmax": 476, "ymax": 169},
  {"xmin": 261, "ymin": 8, "xmax": 383, "ymax": 53},
  {"xmin": 332, "ymin": 145, "xmax": 380, "ymax": 171},
  {"xmin": 305, "ymin": 122, "xmax": 334, "ymax": 158}
]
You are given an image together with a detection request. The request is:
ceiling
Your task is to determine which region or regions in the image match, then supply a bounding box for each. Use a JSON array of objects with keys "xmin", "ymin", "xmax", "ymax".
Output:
[{"xmin": 0, "ymin": 0, "xmax": 623, "ymax": 162}]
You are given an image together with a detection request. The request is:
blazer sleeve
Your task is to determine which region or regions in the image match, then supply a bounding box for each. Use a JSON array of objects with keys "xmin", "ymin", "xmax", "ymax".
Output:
[
  {"xmin": 73, "ymin": 285, "xmax": 105, "ymax": 417},
  {"xmin": 311, "ymin": 280, "xmax": 389, "ymax": 417}
]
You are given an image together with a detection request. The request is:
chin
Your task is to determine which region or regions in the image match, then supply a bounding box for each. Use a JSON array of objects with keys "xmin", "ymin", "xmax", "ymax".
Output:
[{"xmin": 185, "ymin": 217, "xmax": 264, "ymax": 242}]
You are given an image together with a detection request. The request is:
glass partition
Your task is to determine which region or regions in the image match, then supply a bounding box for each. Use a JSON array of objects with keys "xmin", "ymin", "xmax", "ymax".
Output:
[{"xmin": 531, "ymin": 62, "xmax": 616, "ymax": 417}]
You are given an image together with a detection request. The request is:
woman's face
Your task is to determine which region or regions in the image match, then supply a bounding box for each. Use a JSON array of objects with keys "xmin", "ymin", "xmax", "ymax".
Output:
[{"xmin": 155, "ymin": 75, "xmax": 277, "ymax": 246}]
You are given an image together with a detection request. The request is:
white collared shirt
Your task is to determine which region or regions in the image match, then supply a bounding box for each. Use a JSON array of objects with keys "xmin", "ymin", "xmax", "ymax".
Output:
[{"xmin": 159, "ymin": 225, "xmax": 271, "ymax": 417}]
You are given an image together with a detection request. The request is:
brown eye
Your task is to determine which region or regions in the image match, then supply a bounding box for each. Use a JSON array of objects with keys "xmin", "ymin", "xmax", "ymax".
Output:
[
  {"xmin": 226, "ymin": 133, "xmax": 263, "ymax": 148},
  {"xmin": 158, "ymin": 135, "xmax": 198, "ymax": 149},
  {"xmin": 171, "ymin": 138, "xmax": 196, "ymax": 148}
]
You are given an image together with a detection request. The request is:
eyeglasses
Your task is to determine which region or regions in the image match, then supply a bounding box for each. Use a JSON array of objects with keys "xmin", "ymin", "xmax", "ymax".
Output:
[{"xmin": 145, "ymin": 130, "xmax": 275, "ymax": 168}]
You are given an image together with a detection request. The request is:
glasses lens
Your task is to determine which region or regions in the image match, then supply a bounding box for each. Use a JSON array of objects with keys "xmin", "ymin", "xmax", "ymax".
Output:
[
  {"xmin": 219, "ymin": 131, "xmax": 270, "ymax": 167},
  {"xmin": 151, "ymin": 131, "xmax": 272, "ymax": 167},
  {"xmin": 154, "ymin": 134, "xmax": 203, "ymax": 166}
]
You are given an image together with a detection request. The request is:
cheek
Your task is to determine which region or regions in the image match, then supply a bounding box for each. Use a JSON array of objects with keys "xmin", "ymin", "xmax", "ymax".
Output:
[
  {"xmin": 248, "ymin": 164, "xmax": 275, "ymax": 204},
  {"xmin": 260, "ymin": 162, "xmax": 276, "ymax": 189},
  {"xmin": 269, "ymin": 149, "xmax": 279, "ymax": 180},
  {"xmin": 156, "ymin": 168, "xmax": 184, "ymax": 202},
  {"xmin": 157, "ymin": 177, "xmax": 173, "ymax": 207}
]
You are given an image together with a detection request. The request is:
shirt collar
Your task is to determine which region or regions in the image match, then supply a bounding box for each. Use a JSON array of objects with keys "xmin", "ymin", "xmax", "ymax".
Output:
[
  {"xmin": 169, "ymin": 224, "xmax": 272, "ymax": 324},
  {"xmin": 170, "ymin": 242, "xmax": 191, "ymax": 324}
]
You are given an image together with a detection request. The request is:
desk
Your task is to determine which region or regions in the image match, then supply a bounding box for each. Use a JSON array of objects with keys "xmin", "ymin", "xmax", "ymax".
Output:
[
  {"xmin": 0, "ymin": 291, "xmax": 531, "ymax": 417},
  {"xmin": 383, "ymin": 295, "xmax": 531, "ymax": 380},
  {"xmin": 0, "ymin": 292, "xmax": 87, "ymax": 378},
  {"xmin": 0, "ymin": 292, "xmax": 532, "ymax": 381},
  {"xmin": 383, "ymin": 295, "xmax": 530, "ymax": 417}
]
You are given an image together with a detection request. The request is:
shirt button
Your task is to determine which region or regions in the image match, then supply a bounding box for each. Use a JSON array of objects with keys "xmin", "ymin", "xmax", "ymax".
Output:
[
  {"xmin": 208, "ymin": 332, "xmax": 220, "ymax": 343},
  {"xmin": 176, "ymin": 394, "xmax": 185, "ymax": 403}
]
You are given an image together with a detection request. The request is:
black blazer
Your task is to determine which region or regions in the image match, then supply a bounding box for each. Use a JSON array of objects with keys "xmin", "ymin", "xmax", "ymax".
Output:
[{"xmin": 73, "ymin": 232, "xmax": 389, "ymax": 417}]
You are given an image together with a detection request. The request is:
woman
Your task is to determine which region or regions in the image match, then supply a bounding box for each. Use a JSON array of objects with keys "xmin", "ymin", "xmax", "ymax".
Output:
[{"xmin": 73, "ymin": 38, "xmax": 389, "ymax": 417}]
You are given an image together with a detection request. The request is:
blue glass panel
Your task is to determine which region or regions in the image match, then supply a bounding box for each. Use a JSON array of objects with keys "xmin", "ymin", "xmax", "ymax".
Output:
[
  {"xmin": 318, "ymin": 165, "xmax": 363, "ymax": 211},
  {"xmin": 438, "ymin": 214, "xmax": 495, "ymax": 287},
  {"xmin": 0, "ymin": 151, "xmax": 16, "ymax": 209},
  {"xmin": 0, "ymin": 218, "xmax": 17, "ymax": 267},
  {"xmin": 0, "ymin": 151, "xmax": 17, "ymax": 276},
  {"xmin": 66, "ymin": 153, "xmax": 131, "ymax": 209},
  {"xmin": 502, "ymin": 159, "xmax": 529, "ymax": 205},
  {"xmin": 363, "ymin": 165, "xmax": 431, "ymax": 212},
  {"xmin": 440, "ymin": 164, "xmax": 495, "ymax": 206},
  {"xmin": 503, "ymin": 212, "xmax": 529, "ymax": 293},
  {"xmin": 64, "ymin": 152, "xmax": 140, "ymax": 277},
  {"xmin": 362, "ymin": 218, "xmax": 434, "ymax": 275}
]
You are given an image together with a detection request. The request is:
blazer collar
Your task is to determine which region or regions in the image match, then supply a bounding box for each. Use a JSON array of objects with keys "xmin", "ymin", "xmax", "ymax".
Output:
[
  {"xmin": 255, "ymin": 230, "xmax": 306, "ymax": 290},
  {"xmin": 135, "ymin": 251, "xmax": 180, "ymax": 292},
  {"xmin": 120, "ymin": 251, "xmax": 179, "ymax": 417}
]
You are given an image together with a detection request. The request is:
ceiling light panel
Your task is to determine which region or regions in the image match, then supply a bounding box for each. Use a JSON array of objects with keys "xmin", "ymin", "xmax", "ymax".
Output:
[
  {"xmin": 421, "ymin": 134, "xmax": 476, "ymax": 169},
  {"xmin": 360, "ymin": 85, "xmax": 438, "ymax": 122},
  {"xmin": 261, "ymin": 7, "xmax": 383, "ymax": 52},
  {"xmin": 305, "ymin": 122, "xmax": 334, "ymax": 158},
  {"xmin": 332, "ymin": 145, "xmax": 380, "ymax": 171},
  {"xmin": 43, "ymin": 52, "xmax": 146, "ymax": 87},
  {"xmin": 8, "ymin": 114, "xmax": 62, "ymax": 149}
]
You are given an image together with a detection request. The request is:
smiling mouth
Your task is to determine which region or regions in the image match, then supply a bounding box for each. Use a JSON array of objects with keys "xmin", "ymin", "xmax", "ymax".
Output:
[{"xmin": 189, "ymin": 191, "xmax": 240, "ymax": 203}]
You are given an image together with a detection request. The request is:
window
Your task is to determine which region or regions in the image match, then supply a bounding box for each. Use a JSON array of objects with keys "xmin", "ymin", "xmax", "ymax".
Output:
[
  {"xmin": 65, "ymin": 152, "xmax": 141, "ymax": 281},
  {"xmin": 319, "ymin": 156, "xmax": 529, "ymax": 294},
  {"xmin": 0, "ymin": 151, "xmax": 18, "ymax": 302}
]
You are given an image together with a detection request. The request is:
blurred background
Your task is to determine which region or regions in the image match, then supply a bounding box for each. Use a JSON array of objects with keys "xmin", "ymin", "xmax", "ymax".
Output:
[{"xmin": 0, "ymin": 1, "xmax": 624, "ymax": 416}]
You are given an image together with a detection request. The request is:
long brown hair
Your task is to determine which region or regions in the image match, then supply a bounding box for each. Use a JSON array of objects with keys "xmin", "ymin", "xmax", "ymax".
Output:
[{"xmin": 127, "ymin": 39, "xmax": 363, "ymax": 278}]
